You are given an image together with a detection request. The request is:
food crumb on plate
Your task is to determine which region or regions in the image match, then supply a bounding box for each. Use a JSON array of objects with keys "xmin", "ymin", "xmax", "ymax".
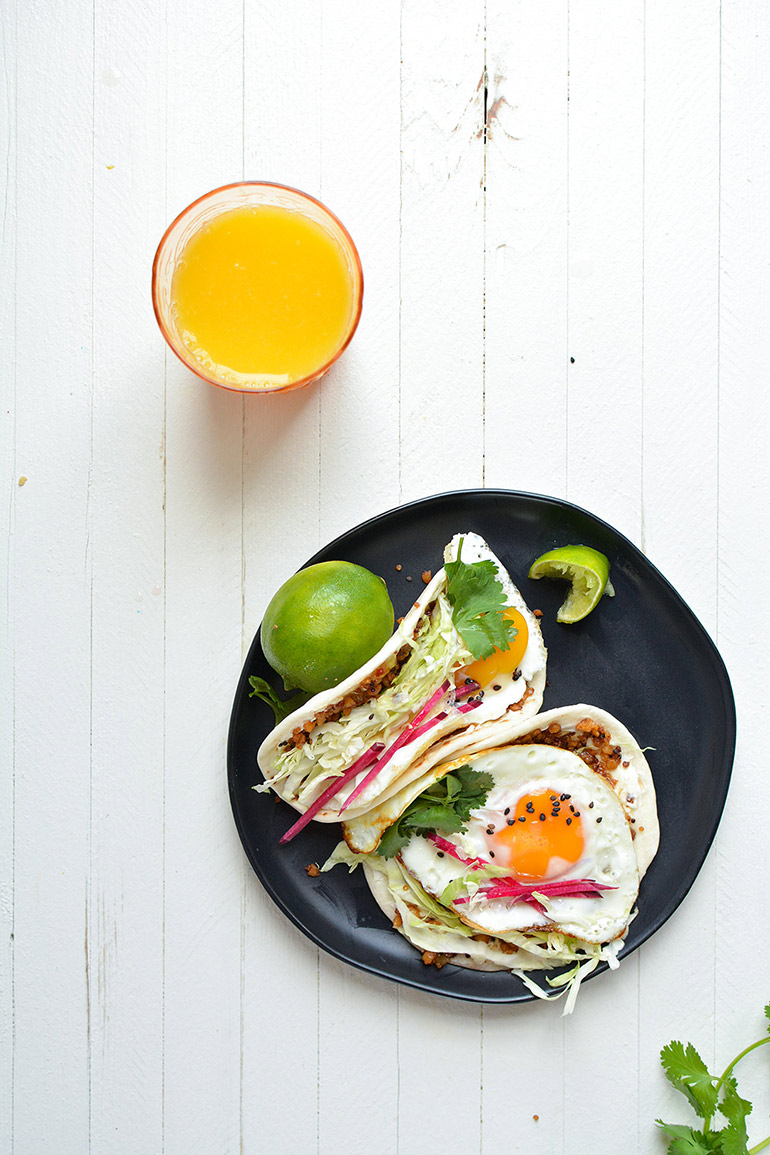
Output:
[
  {"xmin": 421, "ymin": 569, "xmax": 432, "ymax": 584},
  {"xmin": 305, "ymin": 863, "xmax": 320, "ymax": 877}
]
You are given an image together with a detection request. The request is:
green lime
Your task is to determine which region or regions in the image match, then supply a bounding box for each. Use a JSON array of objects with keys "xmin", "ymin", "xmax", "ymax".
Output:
[
  {"xmin": 260, "ymin": 560, "xmax": 395, "ymax": 693},
  {"xmin": 528, "ymin": 545, "xmax": 613, "ymax": 624}
]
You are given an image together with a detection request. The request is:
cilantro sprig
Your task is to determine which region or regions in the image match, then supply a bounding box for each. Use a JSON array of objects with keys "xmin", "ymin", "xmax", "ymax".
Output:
[
  {"xmin": 249, "ymin": 676, "xmax": 310, "ymax": 726},
  {"xmin": 445, "ymin": 539, "xmax": 517, "ymax": 660},
  {"xmin": 657, "ymin": 999, "xmax": 770, "ymax": 1154},
  {"xmin": 377, "ymin": 765, "xmax": 494, "ymax": 859}
]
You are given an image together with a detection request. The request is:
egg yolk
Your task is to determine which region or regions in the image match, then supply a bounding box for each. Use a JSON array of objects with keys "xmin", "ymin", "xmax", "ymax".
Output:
[
  {"xmin": 461, "ymin": 607, "xmax": 529, "ymax": 687},
  {"xmin": 489, "ymin": 791, "xmax": 585, "ymax": 882}
]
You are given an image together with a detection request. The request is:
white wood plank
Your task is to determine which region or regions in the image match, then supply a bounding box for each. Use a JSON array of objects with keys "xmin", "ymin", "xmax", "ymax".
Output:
[
  {"xmin": 484, "ymin": 1, "xmax": 569, "ymax": 500},
  {"xmin": 715, "ymin": 0, "xmax": 770, "ymax": 1138},
  {"xmin": 240, "ymin": 3, "xmax": 324, "ymax": 1152},
  {"xmin": 0, "ymin": 0, "xmax": 16, "ymax": 1146},
  {"xmin": 637, "ymin": 0, "xmax": 722, "ymax": 1143},
  {"xmin": 561, "ymin": 7, "xmax": 645, "ymax": 1152},
  {"xmin": 315, "ymin": 4, "xmax": 403, "ymax": 1151},
  {"xmin": 397, "ymin": 989, "xmax": 482, "ymax": 1155},
  {"xmin": 482, "ymin": 10, "xmax": 569, "ymax": 1151},
  {"xmin": 88, "ymin": 2, "xmax": 167, "ymax": 1150},
  {"xmin": 565, "ymin": 2, "xmax": 644, "ymax": 544},
  {"xmin": 399, "ymin": 0, "xmax": 485, "ymax": 506},
  {"xmin": 10, "ymin": 0, "xmax": 94, "ymax": 1149},
  {"xmin": 162, "ymin": 0, "xmax": 246, "ymax": 1150}
]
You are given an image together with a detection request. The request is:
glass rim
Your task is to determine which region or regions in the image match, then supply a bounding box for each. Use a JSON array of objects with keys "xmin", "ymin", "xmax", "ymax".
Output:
[{"xmin": 151, "ymin": 181, "xmax": 364, "ymax": 394}]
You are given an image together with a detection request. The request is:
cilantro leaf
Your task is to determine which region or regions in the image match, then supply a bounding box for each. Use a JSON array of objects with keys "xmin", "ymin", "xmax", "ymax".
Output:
[
  {"xmin": 445, "ymin": 550, "xmax": 517, "ymax": 660},
  {"xmin": 377, "ymin": 766, "xmax": 494, "ymax": 858},
  {"xmin": 376, "ymin": 823, "xmax": 412, "ymax": 860},
  {"xmin": 765, "ymin": 1002, "xmax": 770, "ymax": 1034},
  {"xmin": 401, "ymin": 805, "xmax": 466, "ymax": 835},
  {"xmin": 655, "ymin": 1122, "xmax": 715, "ymax": 1155},
  {"xmin": 717, "ymin": 1077, "xmax": 751, "ymax": 1155},
  {"xmin": 249, "ymin": 676, "xmax": 309, "ymax": 726},
  {"xmin": 661, "ymin": 1041, "xmax": 719, "ymax": 1119}
]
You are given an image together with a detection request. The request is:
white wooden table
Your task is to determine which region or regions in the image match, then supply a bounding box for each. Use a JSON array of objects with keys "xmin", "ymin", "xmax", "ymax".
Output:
[{"xmin": 3, "ymin": 3, "xmax": 769, "ymax": 1153}]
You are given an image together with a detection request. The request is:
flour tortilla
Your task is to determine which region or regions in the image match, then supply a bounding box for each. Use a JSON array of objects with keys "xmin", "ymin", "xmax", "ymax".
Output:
[{"xmin": 343, "ymin": 703, "xmax": 659, "ymax": 879}]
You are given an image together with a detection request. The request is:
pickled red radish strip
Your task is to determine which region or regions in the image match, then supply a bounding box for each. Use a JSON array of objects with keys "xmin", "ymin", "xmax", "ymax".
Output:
[
  {"xmin": 453, "ymin": 679, "xmax": 480, "ymax": 700},
  {"xmin": 456, "ymin": 700, "xmax": 482, "ymax": 715},
  {"xmin": 405, "ymin": 711, "xmax": 448, "ymax": 745},
  {"xmin": 404, "ymin": 694, "xmax": 482, "ymax": 748},
  {"xmin": 279, "ymin": 743, "xmax": 384, "ymax": 844},
  {"xmin": 338, "ymin": 680, "xmax": 452, "ymax": 814},
  {"xmin": 453, "ymin": 876, "xmax": 617, "ymax": 906},
  {"xmin": 427, "ymin": 832, "xmax": 486, "ymax": 869}
]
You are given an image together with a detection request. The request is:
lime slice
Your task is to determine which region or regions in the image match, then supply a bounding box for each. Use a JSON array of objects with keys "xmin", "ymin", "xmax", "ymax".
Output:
[{"xmin": 528, "ymin": 545, "xmax": 612, "ymax": 624}]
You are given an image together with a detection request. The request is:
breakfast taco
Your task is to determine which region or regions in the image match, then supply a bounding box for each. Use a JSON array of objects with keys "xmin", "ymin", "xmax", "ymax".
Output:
[
  {"xmin": 256, "ymin": 533, "xmax": 547, "ymax": 837},
  {"xmin": 325, "ymin": 704, "xmax": 658, "ymax": 1011}
]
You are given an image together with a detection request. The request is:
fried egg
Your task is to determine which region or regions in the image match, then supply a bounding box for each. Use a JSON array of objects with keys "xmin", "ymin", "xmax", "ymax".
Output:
[
  {"xmin": 399, "ymin": 743, "xmax": 639, "ymax": 944},
  {"xmin": 444, "ymin": 533, "xmax": 546, "ymax": 722}
]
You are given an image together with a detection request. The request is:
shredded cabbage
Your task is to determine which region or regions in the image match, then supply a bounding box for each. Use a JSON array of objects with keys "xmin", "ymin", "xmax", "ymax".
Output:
[
  {"xmin": 270, "ymin": 593, "xmax": 472, "ymax": 805},
  {"xmin": 323, "ymin": 840, "xmax": 626, "ymax": 1010}
]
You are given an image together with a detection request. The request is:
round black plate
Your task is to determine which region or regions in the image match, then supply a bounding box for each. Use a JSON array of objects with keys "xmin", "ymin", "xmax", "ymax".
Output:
[{"xmin": 228, "ymin": 490, "xmax": 736, "ymax": 1003}]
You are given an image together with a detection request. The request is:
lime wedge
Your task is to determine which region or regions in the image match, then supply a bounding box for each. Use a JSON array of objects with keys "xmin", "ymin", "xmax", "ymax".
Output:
[{"xmin": 528, "ymin": 545, "xmax": 612, "ymax": 624}]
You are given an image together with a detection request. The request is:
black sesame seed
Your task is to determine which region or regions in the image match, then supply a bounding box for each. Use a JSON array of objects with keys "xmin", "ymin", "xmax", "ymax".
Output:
[
  {"xmin": 507, "ymin": 818, "xmax": 515, "ymax": 826},
  {"xmin": 526, "ymin": 802, "xmax": 534, "ymax": 813},
  {"xmin": 539, "ymin": 813, "xmax": 546, "ymax": 822},
  {"xmin": 368, "ymin": 714, "xmax": 374, "ymax": 720},
  {"xmin": 489, "ymin": 851, "xmax": 495, "ymax": 858},
  {"xmin": 493, "ymin": 684, "xmax": 502, "ymax": 691},
  {"xmin": 560, "ymin": 793, "xmax": 570, "ymax": 801},
  {"xmin": 566, "ymin": 817, "xmax": 572, "ymax": 826},
  {"xmin": 504, "ymin": 807, "xmax": 510, "ymax": 816},
  {"xmin": 588, "ymin": 801, "xmax": 594, "ymax": 809},
  {"xmin": 596, "ymin": 817, "xmax": 603, "ymax": 823},
  {"xmin": 574, "ymin": 811, "xmax": 580, "ymax": 818},
  {"xmin": 518, "ymin": 816, "xmax": 526, "ymax": 823},
  {"xmin": 569, "ymin": 804, "xmax": 576, "ymax": 814},
  {"xmin": 437, "ymin": 851, "xmax": 444, "ymax": 858}
]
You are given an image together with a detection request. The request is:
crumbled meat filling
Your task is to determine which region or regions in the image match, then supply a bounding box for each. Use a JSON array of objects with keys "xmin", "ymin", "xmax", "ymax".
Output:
[
  {"xmin": 421, "ymin": 950, "xmax": 451, "ymax": 969},
  {"xmin": 511, "ymin": 717, "xmax": 622, "ymax": 782},
  {"xmin": 282, "ymin": 643, "xmax": 412, "ymax": 752}
]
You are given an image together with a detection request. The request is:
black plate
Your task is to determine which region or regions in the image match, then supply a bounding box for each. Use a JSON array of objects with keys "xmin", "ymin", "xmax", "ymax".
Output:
[{"xmin": 228, "ymin": 490, "xmax": 736, "ymax": 1003}]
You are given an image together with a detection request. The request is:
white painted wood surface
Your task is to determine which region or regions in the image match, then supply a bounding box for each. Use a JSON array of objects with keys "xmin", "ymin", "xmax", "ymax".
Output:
[{"xmin": 3, "ymin": 2, "xmax": 769, "ymax": 1152}]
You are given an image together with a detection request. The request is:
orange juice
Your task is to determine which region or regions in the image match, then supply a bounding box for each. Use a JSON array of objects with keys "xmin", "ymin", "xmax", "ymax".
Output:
[{"xmin": 169, "ymin": 204, "xmax": 359, "ymax": 390}]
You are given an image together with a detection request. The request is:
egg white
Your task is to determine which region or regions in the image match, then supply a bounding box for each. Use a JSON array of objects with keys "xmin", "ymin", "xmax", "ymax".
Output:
[
  {"xmin": 398, "ymin": 743, "xmax": 639, "ymax": 944},
  {"xmin": 443, "ymin": 533, "xmax": 547, "ymax": 720}
]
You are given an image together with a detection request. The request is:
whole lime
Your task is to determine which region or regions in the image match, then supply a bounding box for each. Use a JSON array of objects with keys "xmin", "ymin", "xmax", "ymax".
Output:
[{"xmin": 260, "ymin": 560, "xmax": 395, "ymax": 694}]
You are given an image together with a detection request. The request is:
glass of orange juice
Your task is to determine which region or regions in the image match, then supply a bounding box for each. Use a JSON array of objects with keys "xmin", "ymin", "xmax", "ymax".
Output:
[{"xmin": 152, "ymin": 182, "xmax": 363, "ymax": 393}]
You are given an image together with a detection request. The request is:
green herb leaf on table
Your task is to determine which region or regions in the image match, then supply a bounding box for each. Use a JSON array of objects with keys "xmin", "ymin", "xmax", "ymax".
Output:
[
  {"xmin": 377, "ymin": 766, "xmax": 494, "ymax": 859},
  {"xmin": 249, "ymin": 676, "xmax": 309, "ymax": 726},
  {"xmin": 445, "ymin": 547, "xmax": 517, "ymax": 661},
  {"xmin": 661, "ymin": 1041, "xmax": 720, "ymax": 1119},
  {"xmin": 655, "ymin": 1122, "xmax": 718, "ymax": 1155},
  {"xmin": 657, "ymin": 997, "xmax": 770, "ymax": 1155}
]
